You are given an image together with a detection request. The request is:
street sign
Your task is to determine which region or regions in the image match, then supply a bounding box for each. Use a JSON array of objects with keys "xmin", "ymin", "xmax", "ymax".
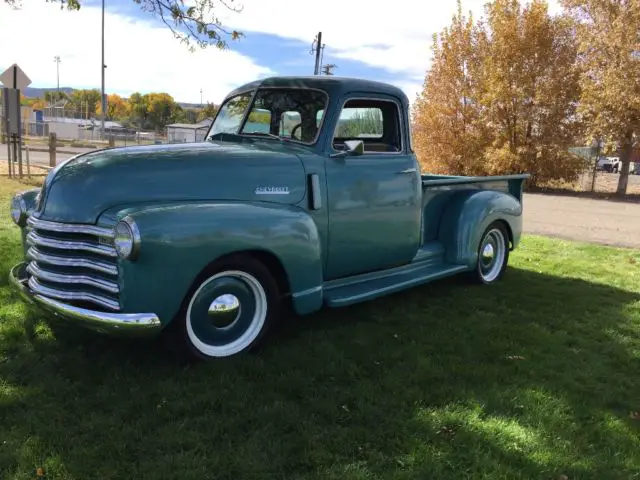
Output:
[
  {"xmin": 0, "ymin": 63, "xmax": 31, "ymax": 90},
  {"xmin": 2, "ymin": 88, "xmax": 21, "ymax": 135}
]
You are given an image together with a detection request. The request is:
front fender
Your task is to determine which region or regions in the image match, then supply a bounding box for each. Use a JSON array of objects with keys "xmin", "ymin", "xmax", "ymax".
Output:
[
  {"xmin": 106, "ymin": 202, "xmax": 324, "ymax": 326},
  {"xmin": 437, "ymin": 190, "xmax": 523, "ymax": 268}
]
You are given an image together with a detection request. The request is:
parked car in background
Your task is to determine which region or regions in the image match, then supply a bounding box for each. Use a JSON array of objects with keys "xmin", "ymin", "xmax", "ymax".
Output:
[{"xmin": 597, "ymin": 156, "xmax": 621, "ymax": 173}]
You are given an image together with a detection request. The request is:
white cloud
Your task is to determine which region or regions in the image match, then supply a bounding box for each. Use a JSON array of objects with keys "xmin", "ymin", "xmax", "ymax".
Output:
[
  {"xmin": 0, "ymin": 1, "xmax": 273, "ymax": 103},
  {"xmin": 0, "ymin": 0, "xmax": 563, "ymax": 105},
  {"xmin": 217, "ymin": 0, "xmax": 562, "ymax": 101}
]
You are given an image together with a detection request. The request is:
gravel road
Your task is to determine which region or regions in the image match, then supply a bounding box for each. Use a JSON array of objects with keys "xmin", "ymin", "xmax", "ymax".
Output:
[{"xmin": 523, "ymin": 193, "xmax": 640, "ymax": 249}]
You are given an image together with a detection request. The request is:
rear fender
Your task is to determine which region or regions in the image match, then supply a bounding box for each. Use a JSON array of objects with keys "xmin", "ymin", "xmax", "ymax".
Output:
[
  {"xmin": 108, "ymin": 202, "xmax": 324, "ymax": 326},
  {"xmin": 437, "ymin": 190, "xmax": 523, "ymax": 268}
]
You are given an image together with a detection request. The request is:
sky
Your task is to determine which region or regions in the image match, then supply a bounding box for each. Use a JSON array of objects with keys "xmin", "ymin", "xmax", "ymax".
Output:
[{"xmin": 0, "ymin": 0, "xmax": 561, "ymax": 106}]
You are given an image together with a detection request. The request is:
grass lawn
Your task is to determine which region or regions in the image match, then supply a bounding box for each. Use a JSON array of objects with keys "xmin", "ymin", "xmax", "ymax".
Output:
[{"xmin": 0, "ymin": 177, "xmax": 638, "ymax": 480}]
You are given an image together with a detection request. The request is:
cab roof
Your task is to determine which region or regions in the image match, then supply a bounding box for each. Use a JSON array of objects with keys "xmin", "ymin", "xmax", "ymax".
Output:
[{"xmin": 225, "ymin": 76, "xmax": 409, "ymax": 105}]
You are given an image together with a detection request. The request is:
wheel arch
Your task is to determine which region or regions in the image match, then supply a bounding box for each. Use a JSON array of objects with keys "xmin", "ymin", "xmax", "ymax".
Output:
[
  {"xmin": 191, "ymin": 249, "xmax": 291, "ymax": 299},
  {"xmin": 114, "ymin": 201, "xmax": 324, "ymax": 327},
  {"xmin": 437, "ymin": 189, "xmax": 523, "ymax": 268}
]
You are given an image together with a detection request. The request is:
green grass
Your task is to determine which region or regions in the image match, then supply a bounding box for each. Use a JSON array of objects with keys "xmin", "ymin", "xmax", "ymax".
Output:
[{"xmin": 0, "ymin": 178, "xmax": 639, "ymax": 480}]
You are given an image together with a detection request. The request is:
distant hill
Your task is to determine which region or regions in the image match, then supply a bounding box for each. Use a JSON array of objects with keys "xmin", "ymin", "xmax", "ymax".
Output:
[
  {"xmin": 21, "ymin": 86, "xmax": 74, "ymax": 97},
  {"xmin": 16, "ymin": 85, "xmax": 203, "ymax": 109}
]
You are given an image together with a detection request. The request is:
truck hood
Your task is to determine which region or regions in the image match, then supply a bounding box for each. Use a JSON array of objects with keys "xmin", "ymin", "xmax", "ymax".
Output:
[{"xmin": 37, "ymin": 141, "xmax": 308, "ymax": 224}]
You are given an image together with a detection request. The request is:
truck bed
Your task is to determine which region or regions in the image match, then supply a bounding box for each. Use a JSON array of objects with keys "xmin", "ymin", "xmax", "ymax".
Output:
[{"xmin": 420, "ymin": 173, "xmax": 529, "ymax": 244}]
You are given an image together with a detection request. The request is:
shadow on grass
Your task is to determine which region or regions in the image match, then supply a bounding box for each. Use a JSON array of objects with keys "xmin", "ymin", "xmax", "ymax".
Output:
[{"xmin": 1, "ymin": 266, "xmax": 639, "ymax": 479}]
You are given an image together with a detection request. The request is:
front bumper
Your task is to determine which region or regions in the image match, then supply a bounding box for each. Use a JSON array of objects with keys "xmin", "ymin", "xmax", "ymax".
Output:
[{"xmin": 9, "ymin": 262, "xmax": 162, "ymax": 337}]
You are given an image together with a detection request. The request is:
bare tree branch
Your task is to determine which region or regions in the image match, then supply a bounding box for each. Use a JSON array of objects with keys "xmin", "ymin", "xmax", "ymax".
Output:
[{"xmin": 4, "ymin": 0, "xmax": 243, "ymax": 50}]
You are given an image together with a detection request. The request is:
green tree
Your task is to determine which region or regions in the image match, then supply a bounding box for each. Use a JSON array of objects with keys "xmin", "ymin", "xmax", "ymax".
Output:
[
  {"xmin": 127, "ymin": 92, "xmax": 149, "ymax": 129},
  {"xmin": 44, "ymin": 90, "xmax": 67, "ymax": 104},
  {"xmin": 560, "ymin": 0, "xmax": 640, "ymax": 196},
  {"xmin": 197, "ymin": 102, "xmax": 219, "ymax": 122},
  {"xmin": 336, "ymin": 110, "xmax": 384, "ymax": 137},
  {"xmin": 146, "ymin": 92, "xmax": 181, "ymax": 131},
  {"xmin": 67, "ymin": 89, "xmax": 101, "ymax": 118},
  {"xmin": 4, "ymin": 0, "xmax": 243, "ymax": 50}
]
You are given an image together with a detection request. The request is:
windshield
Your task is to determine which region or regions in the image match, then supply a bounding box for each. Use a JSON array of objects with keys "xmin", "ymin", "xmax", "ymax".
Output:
[{"xmin": 207, "ymin": 87, "xmax": 328, "ymax": 144}]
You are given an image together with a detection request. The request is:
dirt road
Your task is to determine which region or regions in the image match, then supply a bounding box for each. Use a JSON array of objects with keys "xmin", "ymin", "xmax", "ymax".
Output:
[{"xmin": 523, "ymin": 193, "xmax": 640, "ymax": 249}]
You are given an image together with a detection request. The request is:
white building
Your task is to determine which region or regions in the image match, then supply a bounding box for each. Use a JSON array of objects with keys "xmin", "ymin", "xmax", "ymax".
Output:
[{"xmin": 166, "ymin": 118, "xmax": 212, "ymax": 143}]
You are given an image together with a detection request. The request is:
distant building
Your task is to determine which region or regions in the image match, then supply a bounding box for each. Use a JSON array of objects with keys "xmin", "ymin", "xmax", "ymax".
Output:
[{"xmin": 166, "ymin": 118, "xmax": 212, "ymax": 143}]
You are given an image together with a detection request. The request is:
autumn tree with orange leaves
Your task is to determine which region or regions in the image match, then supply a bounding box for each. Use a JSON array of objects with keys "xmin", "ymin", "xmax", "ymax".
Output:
[
  {"xmin": 412, "ymin": 0, "xmax": 586, "ymax": 186},
  {"xmin": 560, "ymin": 0, "xmax": 640, "ymax": 196},
  {"xmin": 96, "ymin": 94, "xmax": 130, "ymax": 120}
]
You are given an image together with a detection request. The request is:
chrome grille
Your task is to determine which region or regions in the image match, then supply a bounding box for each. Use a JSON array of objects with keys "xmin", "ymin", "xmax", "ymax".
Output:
[{"xmin": 24, "ymin": 216, "xmax": 120, "ymax": 311}]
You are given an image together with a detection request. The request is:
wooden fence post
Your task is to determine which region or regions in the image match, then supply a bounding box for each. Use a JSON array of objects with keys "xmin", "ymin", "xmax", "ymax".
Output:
[
  {"xmin": 25, "ymin": 145, "xmax": 31, "ymax": 179},
  {"xmin": 48, "ymin": 132, "xmax": 57, "ymax": 167}
]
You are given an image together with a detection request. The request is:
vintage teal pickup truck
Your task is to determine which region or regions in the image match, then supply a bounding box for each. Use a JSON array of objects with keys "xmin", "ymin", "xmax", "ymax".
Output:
[{"xmin": 8, "ymin": 76, "xmax": 529, "ymax": 361}]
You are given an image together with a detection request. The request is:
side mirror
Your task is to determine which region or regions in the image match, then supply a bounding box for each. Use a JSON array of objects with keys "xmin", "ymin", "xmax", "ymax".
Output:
[
  {"xmin": 330, "ymin": 139, "xmax": 364, "ymax": 159},
  {"xmin": 344, "ymin": 139, "xmax": 364, "ymax": 156}
]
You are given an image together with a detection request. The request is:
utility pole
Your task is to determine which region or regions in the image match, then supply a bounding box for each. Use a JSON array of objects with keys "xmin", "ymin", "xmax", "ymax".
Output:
[
  {"xmin": 53, "ymin": 56, "xmax": 61, "ymax": 100},
  {"xmin": 310, "ymin": 32, "xmax": 324, "ymax": 75},
  {"xmin": 100, "ymin": 0, "xmax": 106, "ymax": 136},
  {"xmin": 200, "ymin": 88, "xmax": 203, "ymax": 107}
]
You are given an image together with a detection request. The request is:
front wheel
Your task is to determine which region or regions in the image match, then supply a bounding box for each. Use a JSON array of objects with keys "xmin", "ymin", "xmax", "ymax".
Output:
[
  {"xmin": 470, "ymin": 222, "xmax": 510, "ymax": 284},
  {"xmin": 167, "ymin": 255, "xmax": 281, "ymax": 362}
]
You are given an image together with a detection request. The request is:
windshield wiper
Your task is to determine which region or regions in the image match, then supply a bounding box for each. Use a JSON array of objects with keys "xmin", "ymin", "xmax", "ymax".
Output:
[{"xmin": 244, "ymin": 131, "xmax": 295, "ymax": 143}]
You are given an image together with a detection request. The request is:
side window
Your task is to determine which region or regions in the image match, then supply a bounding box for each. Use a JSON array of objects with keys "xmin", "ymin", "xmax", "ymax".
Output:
[{"xmin": 332, "ymin": 98, "xmax": 402, "ymax": 153}]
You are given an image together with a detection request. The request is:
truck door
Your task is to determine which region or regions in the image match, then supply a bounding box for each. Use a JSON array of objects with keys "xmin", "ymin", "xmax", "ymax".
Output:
[{"xmin": 324, "ymin": 94, "xmax": 422, "ymax": 280}]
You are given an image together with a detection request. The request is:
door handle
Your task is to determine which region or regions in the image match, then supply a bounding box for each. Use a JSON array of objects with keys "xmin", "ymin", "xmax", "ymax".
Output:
[{"xmin": 396, "ymin": 168, "xmax": 417, "ymax": 174}]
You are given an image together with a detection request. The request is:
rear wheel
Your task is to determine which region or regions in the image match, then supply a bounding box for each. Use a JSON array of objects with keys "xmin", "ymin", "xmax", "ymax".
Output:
[
  {"xmin": 167, "ymin": 255, "xmax": 281, "ymax": 362},
  {"xmin": 470, "ymin": 222, "xmax": 510, "ymax": 284}
]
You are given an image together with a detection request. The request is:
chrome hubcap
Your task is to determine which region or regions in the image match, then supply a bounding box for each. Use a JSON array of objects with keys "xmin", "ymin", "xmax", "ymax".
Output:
[
  {"xmin": 479, "ymin": 228, "xmax": 506, "ymax": 282},
  {"xmin": 208, "ymin": 294, "xmax": 241, "ymax": 329},
  {"xmin": 481, "ymin": 243, "xmax": 495, "ymax": 264},
  {"xmin": 186, "ymin": 270, "xmax": 268, "ymax": 358}
]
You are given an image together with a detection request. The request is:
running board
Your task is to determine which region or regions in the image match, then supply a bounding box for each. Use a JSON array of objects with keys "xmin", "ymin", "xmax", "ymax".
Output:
[{"xmin": 322, "ymin": 262, "xmax": 468, "ymax": 308}]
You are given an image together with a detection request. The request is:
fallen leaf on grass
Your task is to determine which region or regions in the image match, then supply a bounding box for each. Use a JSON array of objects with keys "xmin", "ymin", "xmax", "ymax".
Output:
[
  {"xmin": 436, "ymin": 425, "xmax": 457, "ymax": 437},
  {"xmin": 36, "ymin": 467, "xmax": 45, "ymax": 477},
  {"xmin": 506, "ymin": 355, "xmax": 525, "ymax": 360}
]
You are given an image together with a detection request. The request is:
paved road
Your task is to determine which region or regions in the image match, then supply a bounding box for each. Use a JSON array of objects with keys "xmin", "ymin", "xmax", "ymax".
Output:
[{"xmin": 523, "ymin": 193, "xmax": 640, "ymax": 249}]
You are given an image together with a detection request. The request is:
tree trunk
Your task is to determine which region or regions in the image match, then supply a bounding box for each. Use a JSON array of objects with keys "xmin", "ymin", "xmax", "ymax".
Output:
[{"xmin": 616, "ymin": 130, "xmax": 634, "ymax": 196}]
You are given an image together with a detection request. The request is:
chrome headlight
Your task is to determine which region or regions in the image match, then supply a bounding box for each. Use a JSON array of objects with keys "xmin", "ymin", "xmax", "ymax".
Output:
[
  {"xmin": 10, "ymin": 194, "xmax": 27, "ymax": 226},
  {"xmin": 113, "ymin": 216, "xmax": 141, "ymax": 260}
]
